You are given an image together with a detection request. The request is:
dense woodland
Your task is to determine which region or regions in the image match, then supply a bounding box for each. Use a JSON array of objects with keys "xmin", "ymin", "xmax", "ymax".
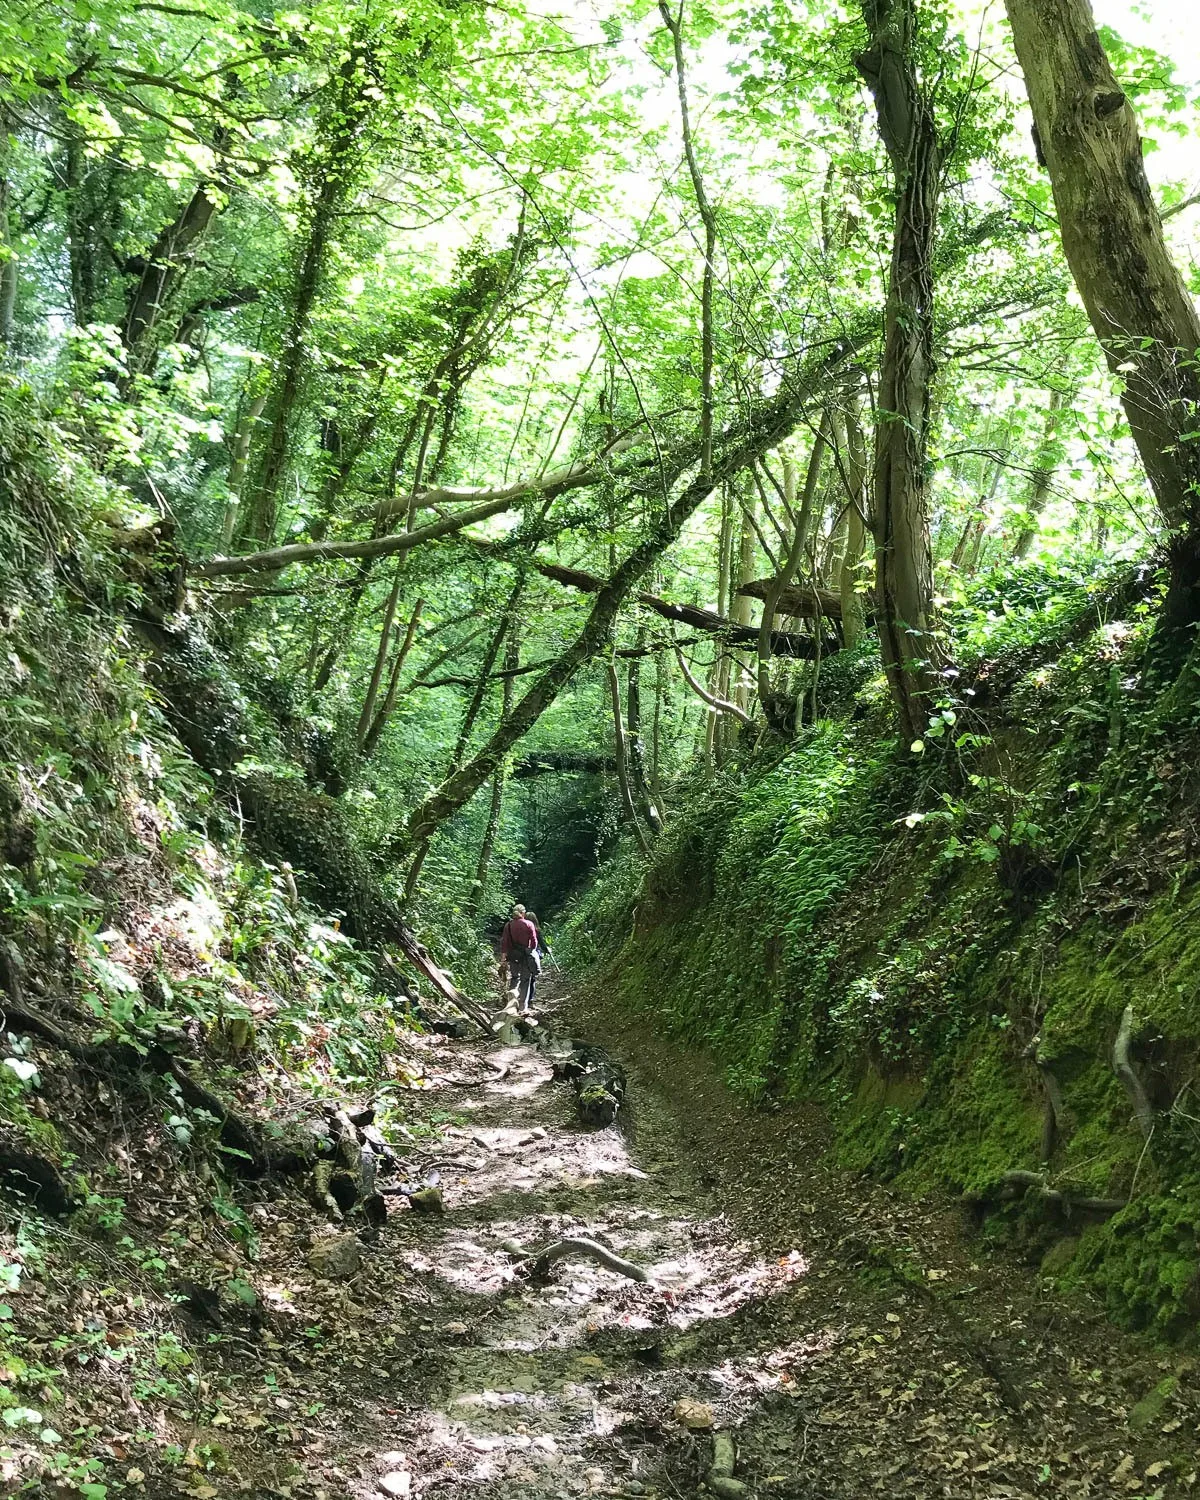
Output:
[
  {"xmin": 7, "ymin": 0, "xmax": 1200, "ymax": 908},
  {"xmin": 7, "ymin": 0, "xmax": 1200, "ymax": 1492}
]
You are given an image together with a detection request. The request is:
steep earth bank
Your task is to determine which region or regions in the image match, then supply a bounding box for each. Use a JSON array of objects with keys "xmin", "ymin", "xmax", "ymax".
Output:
[{"xmin": 558, "ymin": 579, "xmax": 1200, "ymax": 1339}]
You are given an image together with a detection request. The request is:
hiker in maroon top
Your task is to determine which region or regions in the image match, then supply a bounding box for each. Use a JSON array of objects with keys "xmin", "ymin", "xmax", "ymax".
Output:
[{"xmin": 500, "ymin": 903, "xmax": 540, "ymax": 1013}]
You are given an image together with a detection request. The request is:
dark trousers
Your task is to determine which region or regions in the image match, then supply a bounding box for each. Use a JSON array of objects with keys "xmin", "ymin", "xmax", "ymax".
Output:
[{"xmin": 511, "ymin": 953, "xmax": 538, "ymax": 1011}]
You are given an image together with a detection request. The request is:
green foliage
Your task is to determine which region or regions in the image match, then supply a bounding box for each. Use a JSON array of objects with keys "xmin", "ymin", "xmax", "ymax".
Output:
[{"xmin": 566, "ymin": 587, "xmax": 1200, "ymax": 1338}]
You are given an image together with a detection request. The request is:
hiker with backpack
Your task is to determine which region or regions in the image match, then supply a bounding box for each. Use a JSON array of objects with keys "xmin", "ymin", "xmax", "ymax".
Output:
[{"xmin": 499, "ymin": 903, "xmax": 540, "ymax": 1013}]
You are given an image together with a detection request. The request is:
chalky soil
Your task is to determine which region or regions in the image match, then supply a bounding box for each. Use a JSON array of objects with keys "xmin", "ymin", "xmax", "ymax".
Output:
[{"xmin": 315, "ymin": 982, "xmax": 1199, "ymax": 1500}]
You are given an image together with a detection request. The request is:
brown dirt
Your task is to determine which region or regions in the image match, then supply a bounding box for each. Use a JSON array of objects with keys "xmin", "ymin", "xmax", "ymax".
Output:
[{"xmin": 5, "ymin": 979, "xmax": 1199, "ymax": 1500}]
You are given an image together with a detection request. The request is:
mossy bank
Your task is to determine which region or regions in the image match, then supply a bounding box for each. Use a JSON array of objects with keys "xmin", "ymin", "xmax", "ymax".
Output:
[{"xmin": 560, "ymin": 565, "xmax": 1200, "ymax": 1338}]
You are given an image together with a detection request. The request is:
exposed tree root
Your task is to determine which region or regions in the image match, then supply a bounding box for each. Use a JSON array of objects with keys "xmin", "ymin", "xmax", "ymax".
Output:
[
  {"xmin": 1113, "ymin": 1005, "xmax": 1155, "ymax": 1142},
  {"xmin": 508, "ymin": 1235, "xmax": 650, "ymax": 1283},
  {"xmin": 998, "ymin": 1169, "xmax": 1126, "ymax": 1217},
  {"xmin": 0, "ymin": 1135, "xmax": 73, "ymax": 1215}
]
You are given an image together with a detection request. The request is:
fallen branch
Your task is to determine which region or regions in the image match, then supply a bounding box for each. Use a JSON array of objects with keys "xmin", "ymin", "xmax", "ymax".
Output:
[
  {"xmin": 738, "ymin": 574, "xmax": 849, "ymax": 622},
  {"xmin": 510, "ymin": 1236, "xmax": 650, "ymax": 1283},
  {"xmin": 672, "ymin": 641, "xmax": 754, "ymax": 726},
  {"xmin": 523, "ymin": 555, "xmax": 824, "ymax": 659},
  {"xmin": 193, "ymin": 493, "xmax": 520, "ymax": 578},
  {"xmin": 390, "ymin": 928, "xmax": 492, "ymax": 1032},
  {"xmin": 353, "ymin": 434, "xmax": 639, "ymax": 526}
]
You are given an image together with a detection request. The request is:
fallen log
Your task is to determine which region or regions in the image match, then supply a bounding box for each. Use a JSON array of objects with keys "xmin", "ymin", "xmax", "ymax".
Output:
[
  {"xmin": 526, "ymin": 558, "xmax": 825, "ymax": 659},
  {"xmin": 737, "ymin": 574, "xmax": 859, "ymax": 623},
  {"xmin": 392, "ymin": 927, "xmax": 492, "ymax": 1033}
]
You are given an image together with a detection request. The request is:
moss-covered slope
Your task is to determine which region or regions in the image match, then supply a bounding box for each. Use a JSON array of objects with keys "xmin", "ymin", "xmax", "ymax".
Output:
[{"xmin": 561, "ymin": 577, "xmax": 1200, "ymax": 1336}]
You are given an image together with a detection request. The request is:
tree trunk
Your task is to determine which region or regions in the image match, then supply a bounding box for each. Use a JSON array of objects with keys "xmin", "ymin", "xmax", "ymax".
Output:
[
  {"xmin": 757, "ymin": 427, "xmax": 826, "ymax": 733},
  {"xmin": 659, "ymin": 0, "xmax": 717, "ymax": 483},
  {"xmin": 626, "ymin": 628, "xmax": 664, "ymax": 831},
  {"xmin": 122, "ymin": 181, "xmax": 219, "ymax": 374},
  {"xmin": 468, "ymin": 620, "xmax": 520, "ymax": 917},
  {"xmin": 837, "ymin": 393, "xmax": 870, "ymax": 649},
  {"xmin": 355, "ymin": 561, "xmax": 407, "ymax": 752},
  {"xmin": 362, "ymin": 598, "xmax": 424, "ymax": 758},
  {"xmin": 0, "ymin": 153, "xmax": 16, "ymax": 351},
  {"xmin": 607, "ymin": 660, "xmax": 654, "ymax": 857},
  {"xmin": 220, "ymin": 392, "xmax": 268, "ymax": 550},
  {"xmin": 1004, "ymin": 0, "xmax": 1200, "ymax": 634},
  {"xmin": 857, "ymin": 0, "xmax": 947, "ymax": 743},
  {"xmin": 239, "ymin": 53, "xmax": 368, "ymax": 547},
  {"xmin": 1012, "ymin": 388, "xmax": 1067, "ymax": 559},
  {"xmin": 730, "ymin": 483, "xmax": 757, "ymax": 724},
  {"xmin": 707, "ymin": 486, "xmax": 733, "ymax": 761}
]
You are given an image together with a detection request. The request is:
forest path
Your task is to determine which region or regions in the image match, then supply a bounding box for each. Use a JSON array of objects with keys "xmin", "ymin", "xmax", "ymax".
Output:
[{"xmin": 281, "ymin": 981, "xmax": 1199, "ymax": 1500}]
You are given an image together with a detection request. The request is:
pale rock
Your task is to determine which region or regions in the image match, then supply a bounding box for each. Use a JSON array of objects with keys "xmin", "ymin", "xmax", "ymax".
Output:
[
  {"xmin": 674, "ymin": 1397, "xmax": 714, "ymax": 1430},
  {"xmin": 307, "ymin": 1233, "xmax": 363, "ymax": 1279}
]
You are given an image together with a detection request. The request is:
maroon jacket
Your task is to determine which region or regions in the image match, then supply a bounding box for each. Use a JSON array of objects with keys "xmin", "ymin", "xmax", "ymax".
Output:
[{"xmin": 500, "ymin": 916, "xmax": 538, "ymax": 956}]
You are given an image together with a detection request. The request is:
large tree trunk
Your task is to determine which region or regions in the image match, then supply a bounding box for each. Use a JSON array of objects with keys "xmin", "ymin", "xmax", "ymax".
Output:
[
  {"xmin": 122, "ymin": 182, "xmax": 220, "ymax": 374},
  {"xmin": 1004, "ymin": 0, "xmax": 1200, "ymax": 634},
  {"xmin": 238, "ymin": 53, "xmax": 368, "ymax": 548},
  {"xmin": 857, "ymin": 0, "xmax": 947, "ymax": 743}
]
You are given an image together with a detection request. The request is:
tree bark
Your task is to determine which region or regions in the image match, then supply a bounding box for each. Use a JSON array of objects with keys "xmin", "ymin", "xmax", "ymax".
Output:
[
  {"xmin": 756, "ymin": 426, "xmax": 827, "ymax": 731},
  {"xmin": 362, "ymin": 598, "xmax": 424, "ymax": 758},
  {"xmin": 857, "ymin": 0, "xmax": 947, "ymax": 743},
  {"xmin": 122, "ymin": 181, "xmax": 220, "ymax": 373},
  {"xmin": 468, "ymin": 620, "xmax": 520, "ymax": 917},
  {"xmin": 626, "ymin": 627, "xmax": 664, "ymax": 831},
  {"xmin": 239, "ymin": 51, "xmax": 369, "ymax": 547},
  {"xmin": 659, "ymin": 0, "xmax": 717, "ymax": 483},
  {"xmin": 837, "ymin": 392, "xmax": 870, "ymax": 648},
  {"xmin": 607, "ymin": 660, "xmax": 654, "ymax": 857},
  {"xmin": 196, "ymin": 493, "xmax": 523, "ymax": 577},
  {"xmin": 1004, "ymin": 0, "xmax": 1200, "ymax": 632},
  {"xmin": 220, "ymin": 392, "xmax": 268, "ymax": 550}
]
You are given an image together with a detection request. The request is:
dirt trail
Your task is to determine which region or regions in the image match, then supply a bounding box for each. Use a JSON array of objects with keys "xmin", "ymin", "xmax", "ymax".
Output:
[{"xmin": 240, "ymin": 981, "xmax": 1200, "ymax": 1500}]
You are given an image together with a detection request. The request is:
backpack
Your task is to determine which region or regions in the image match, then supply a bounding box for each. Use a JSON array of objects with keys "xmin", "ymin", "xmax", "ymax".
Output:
[{"xmin": 505, "ymin": 921, "xmax": 532, "ymax": 960}]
